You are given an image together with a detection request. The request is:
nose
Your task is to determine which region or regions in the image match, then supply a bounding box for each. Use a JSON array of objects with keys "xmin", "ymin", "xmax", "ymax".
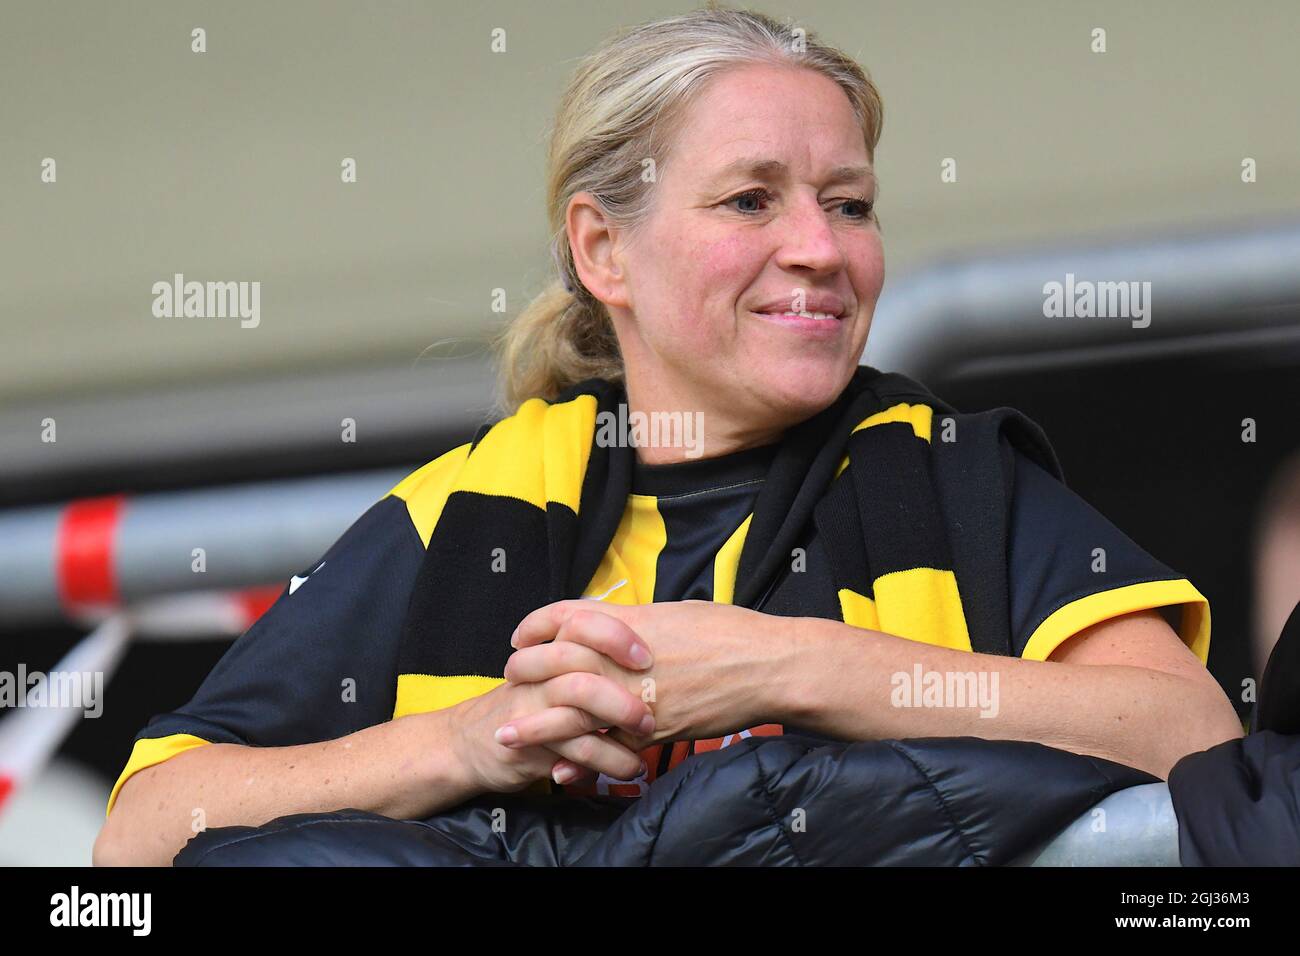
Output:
[{"xmin": 772, "ymin": 189, "xmax": 848, "ymax": 277}]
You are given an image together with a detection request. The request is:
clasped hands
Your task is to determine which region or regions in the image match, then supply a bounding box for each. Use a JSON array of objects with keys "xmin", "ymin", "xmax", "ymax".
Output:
[{"xmin": 494, "ymin": 599, "xmax": 786, "ymax": 785}]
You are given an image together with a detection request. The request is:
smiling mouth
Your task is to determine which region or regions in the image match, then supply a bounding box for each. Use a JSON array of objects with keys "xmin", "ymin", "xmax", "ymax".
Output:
[{"xmin": 751, "ymin": 310, "xmax": 843, "ymax": 321}]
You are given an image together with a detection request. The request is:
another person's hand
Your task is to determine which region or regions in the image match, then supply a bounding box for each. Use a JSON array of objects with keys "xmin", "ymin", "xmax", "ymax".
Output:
[
  {"xmin": 502, "ymin": 600, "xmax": 790, "ymax": 778},
  {"xmin": 446, "ymin": 638, "xmax": 657, "ymax": 793}
]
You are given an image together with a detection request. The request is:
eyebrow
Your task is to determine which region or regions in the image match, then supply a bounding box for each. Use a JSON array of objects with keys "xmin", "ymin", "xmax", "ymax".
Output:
[{"xmin": 703, "ymin": 157, "xmax": 877, "ymax": 191}]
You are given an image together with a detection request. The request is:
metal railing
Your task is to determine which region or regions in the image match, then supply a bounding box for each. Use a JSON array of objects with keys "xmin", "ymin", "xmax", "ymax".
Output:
[
  {"xmin": 1014, "ymin": 783, "xmax": 1180, "ymax": 866},
  {"xmin": 0, "ymin": 468, "xmax": 407, "ymax": 626},
  {"xmin": 863, "ymin": 215, "xmax": 1300, "ymax": 382}
]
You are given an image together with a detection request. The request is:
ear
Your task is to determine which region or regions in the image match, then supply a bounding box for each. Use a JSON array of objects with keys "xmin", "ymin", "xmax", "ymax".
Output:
[{"xmin": 566, "ymin": 191, "xmax": 632, "ymax": 311}]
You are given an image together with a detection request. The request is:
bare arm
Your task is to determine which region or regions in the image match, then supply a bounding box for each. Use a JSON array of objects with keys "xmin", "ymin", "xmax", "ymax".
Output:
[
  {"xmin": 773, "ymin": 608, "xmax": 1243, "ymax": 780},
  {"xmin": 94, "ymin": 656, "xmax": 656, "ymax": 867},
  {"xmin": 93, "ymin": 708, "xmax": 473, "ymax": 867}
]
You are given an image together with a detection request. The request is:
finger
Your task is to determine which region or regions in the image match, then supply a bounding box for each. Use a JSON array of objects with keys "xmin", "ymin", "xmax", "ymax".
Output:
[
  {"xmin": 604, "ymin": 726, "xmax": 651, "ymax": 753},
  {"xmin": 494, "ymin": 705, "xmax": 609, "ymax": 748},
  {"xmin": 541, "ymin": 671, "xmax": 654, "ymax": 734},
  {"xmin": 564, "ymin": 725, "xmax": 641, "ymax": 782},
  {"xmin": 510, "ymin": 600, "xmax": 583, "ymax": 648},
  {"xmin": 504, "ymin": 640, "xmax": 615, "ymax": 684},
  {"xmin": 548, "ymin": 758, "xmax": 597, "ymax": 786},
  {"xmin": 512, "ymin": 603, "xmax": 653, "ymax": 670},
  {"xmin": 547, "ymin": 732, "xmax": 646, "ymax": 783}
]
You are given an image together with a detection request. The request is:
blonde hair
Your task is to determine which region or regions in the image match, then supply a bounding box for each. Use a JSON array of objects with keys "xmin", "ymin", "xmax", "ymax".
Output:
[{"xmin": 489, "ymin": 2, "xmax": 884, "ymax": 416}]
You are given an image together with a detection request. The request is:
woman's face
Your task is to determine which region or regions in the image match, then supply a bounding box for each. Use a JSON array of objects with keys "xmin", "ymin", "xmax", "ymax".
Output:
[{"xmin": 598, "ymin": 62, "xmax": 884, "ymax": 448}]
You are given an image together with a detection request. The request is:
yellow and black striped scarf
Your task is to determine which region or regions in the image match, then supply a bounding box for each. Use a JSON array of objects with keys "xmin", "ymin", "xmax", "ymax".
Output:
[{"xmin": 393, "ymin": 365, "xmax": 1062, "ymax": 721}]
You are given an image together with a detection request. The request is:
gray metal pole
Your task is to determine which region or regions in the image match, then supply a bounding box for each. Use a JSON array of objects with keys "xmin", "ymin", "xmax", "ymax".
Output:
[
  {"xmin": 0, "ymin": 469, "xmax": 408, "ymax": 626},
  {"xmin": 863, "ymin": 217, "xmax": 1300, "ymax": 378},
  {"xmin": 1014, "ymin": 782, "xmax": 1181, "ymax": 866}
]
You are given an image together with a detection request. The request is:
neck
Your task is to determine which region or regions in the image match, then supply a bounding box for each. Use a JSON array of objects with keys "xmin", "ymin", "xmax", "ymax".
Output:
[
  {"xmin": 620, "ymin": 378, "xmax": 788, "ymax": 466},
  {"xmin": 633, "ymin": 433, "xmax": 783, "ymax": 466}
]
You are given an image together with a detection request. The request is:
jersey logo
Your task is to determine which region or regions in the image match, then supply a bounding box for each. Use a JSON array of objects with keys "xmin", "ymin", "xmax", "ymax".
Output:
[
  {"xmin": 584, "ymin": 578, "xmax": 628, "ymax": 601},
  {"xmin": 289, "ymin": 561, "xmax": 326, "ymax": 595}
]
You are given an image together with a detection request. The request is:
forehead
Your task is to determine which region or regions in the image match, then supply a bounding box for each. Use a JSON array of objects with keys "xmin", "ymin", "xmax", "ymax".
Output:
[{"xmin": 670, "ymin": 63, "xmax": 870, "ymax": 180}]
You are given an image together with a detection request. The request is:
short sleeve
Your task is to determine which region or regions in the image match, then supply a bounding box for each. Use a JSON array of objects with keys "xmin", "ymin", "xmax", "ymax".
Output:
[
  {"xmin": 1008, "ymin": 451, "xmax": 1211, "ymax": 664},
  {"xmin": 102, "ymin": 448, "xmax": 470, "ymax": 818}
]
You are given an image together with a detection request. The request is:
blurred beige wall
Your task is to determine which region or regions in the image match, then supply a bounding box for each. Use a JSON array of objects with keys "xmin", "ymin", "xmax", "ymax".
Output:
[{"xmin": 2, "ymin": 0, "xmax": 1297, "ymax": 404}]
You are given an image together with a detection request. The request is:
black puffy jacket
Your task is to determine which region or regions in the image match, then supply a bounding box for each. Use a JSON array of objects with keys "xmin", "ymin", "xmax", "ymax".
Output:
[
  {"xmin": 1169, "ymin": 730, "xmax": 1300, "ymax": 866},
  {"xmin": 174, "ymin": 734, "xmax": 1152, "ymax": 866},
  {"xmin": 1166, "ymin": 600, "xmax": 1300, "ymax": 866}
]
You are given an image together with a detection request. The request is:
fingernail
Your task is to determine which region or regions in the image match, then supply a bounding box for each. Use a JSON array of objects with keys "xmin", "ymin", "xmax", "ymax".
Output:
[
  {"xmin": 637, "ymin": 713, "xmax": 655, "ymax": 735},
  {"xmin": 637, "ymin": 760, "xmax": 648, "ymax": 777},
  {"xmin": 509, "ymin": 627, "xmax": 520, "ymax": 648},
  {"xmin": 553, "ymin": 765, "xmax": 578, "ymax": 785},
  {"xmin": 494, "ymin": 725, "xmax": 518, "ymax": 746},
  {"xmin": 628, "ymin": 643, "xmax": 652, "ymax": 668}
]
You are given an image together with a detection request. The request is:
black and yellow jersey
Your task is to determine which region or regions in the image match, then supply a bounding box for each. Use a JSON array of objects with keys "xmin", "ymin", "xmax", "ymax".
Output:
[
  {"xmin": 563, "ymin": 439, "xmax": 786, "ymax": 797},
  {"xmin": 105, "ymin": 438, "xmax": 1210, "ymax": 815}
]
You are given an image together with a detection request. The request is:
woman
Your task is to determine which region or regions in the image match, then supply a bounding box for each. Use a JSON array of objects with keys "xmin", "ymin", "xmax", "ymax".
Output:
[{"xmin": 95, "ymin": 5, "xmax": 1242, "ymax": 866}]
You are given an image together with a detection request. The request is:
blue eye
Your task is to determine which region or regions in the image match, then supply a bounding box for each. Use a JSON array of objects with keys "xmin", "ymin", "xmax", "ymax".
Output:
[
  {"xmin": 724, "ymin": 188, "xmax": 875, "ymax": 221},
  {"xmin": 840, "ymin": 196, "xmax": 876, "ymax": 220},
  {"xmin": 727, "ymin": 187, "xmax": 772, "ymax": 213}
]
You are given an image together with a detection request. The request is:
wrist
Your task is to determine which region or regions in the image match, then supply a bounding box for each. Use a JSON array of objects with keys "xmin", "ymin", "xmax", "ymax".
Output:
[
  {"xmin": 787, "ymin": 616, "xmax": 852, "ymax": 729},
  {"xmin": 408, "ymin": 705, "xmax": 482, "ymax": 805},
  {"xmin": 436, "ymin": 703, "xmax": 485, "ymax": 796},
  {"xmin": 755, "ymin": 612, "xmax": 831, "ymax": 727}
]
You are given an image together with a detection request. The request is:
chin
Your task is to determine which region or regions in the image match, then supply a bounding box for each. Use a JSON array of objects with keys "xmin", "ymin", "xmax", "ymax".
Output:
[{"xmin": 754, "ymin": 366, "xmax": 846, "ymax": 415}]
